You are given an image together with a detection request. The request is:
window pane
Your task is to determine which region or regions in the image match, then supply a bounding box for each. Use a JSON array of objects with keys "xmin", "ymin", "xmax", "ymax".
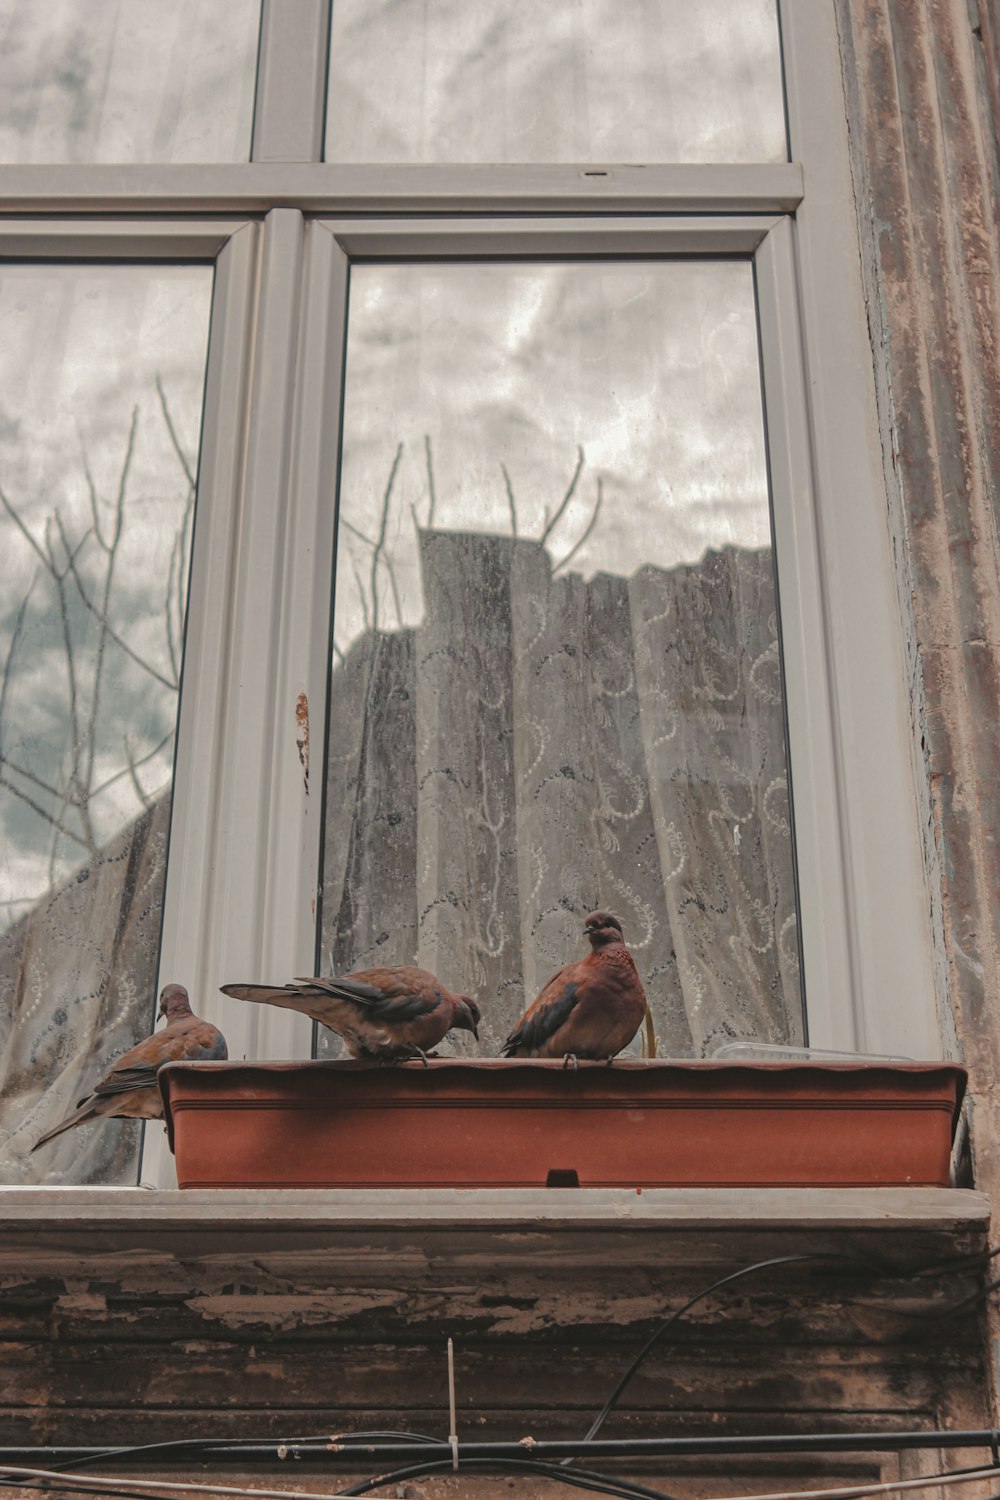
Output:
[
  {"xmin": 0, "ymin": 264, "xmax": 213, "ymax": 1183},
  {"xmin": 321, "ymin": 260, "xmax": 804, "ymax": 1061},
  {"xmin": 0, "ymin": 0, "xmax": 259, "ymax": 163},
  {"xmin": 325, "ymin": 0, "xmax": 786, "ymax": 165}
]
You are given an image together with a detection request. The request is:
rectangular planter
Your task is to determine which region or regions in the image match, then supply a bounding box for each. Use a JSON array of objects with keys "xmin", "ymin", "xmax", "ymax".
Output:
[{"xmin": 159, "ymin": 1059, "xmax": 966, "ymax": 1190}]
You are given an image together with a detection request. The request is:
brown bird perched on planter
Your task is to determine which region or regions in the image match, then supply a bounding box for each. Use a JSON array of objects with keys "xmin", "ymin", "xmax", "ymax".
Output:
[
  {"xmin": 32, "ymin": 983, "xmax": 227, "ymax": 1151},
  {"xmin": 501, "ymin": 911, "xmax": 647, "ymax": 1064},
  {"xmin": 220, "ymin": 967, "xmax": 481, "ymax": 1062}
]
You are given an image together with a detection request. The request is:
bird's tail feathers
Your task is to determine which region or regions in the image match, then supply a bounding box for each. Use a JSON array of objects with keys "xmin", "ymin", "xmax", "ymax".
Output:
[
  {"xmin": 222, "ymin": 982, "xmax": 294, "ymax": 1003},
  {"xmin": 221, "ymin": 982, "xmax": 322, "ymax": 1016},
  {"xmin": 31, "ymin": 1100, "xmax": 99, "ymax": 1152}
]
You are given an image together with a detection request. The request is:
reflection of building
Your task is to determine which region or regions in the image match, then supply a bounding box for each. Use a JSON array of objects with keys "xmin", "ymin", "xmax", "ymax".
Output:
[{"xmin": 3, "ymin": 6, "xmax": 1000, "ymax": 1497}]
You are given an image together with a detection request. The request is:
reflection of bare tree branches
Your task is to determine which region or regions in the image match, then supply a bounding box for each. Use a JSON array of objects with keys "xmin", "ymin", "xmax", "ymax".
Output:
[
  {"xmin": 92, "ymin": 727, "xmax": 173, "ymax": 803},
  {"xmin": 125, "ymin": 735, "xmax": 155, "ymax": 811},
  {"xmin": 540, "ymin": 443, "xmax": 585, "ymax": 544},
  {"xmin": 84, "ymin": 406, "xmax": 137, "ymax": 830},
  {"xmin": 370, "ymin": 442, "xmax": 403, "ymax": 631},
  {"xmin": 0, "ymin": 579, "xmax": 33, "ymax": 760},
  {"xmin": 344, "ymin": 443, "xmax": 604, "ymax": 655},
  {"xmin": 155, "ymin": 374, "xmax": 196, "ymax": 490},
  {"xmin": 0, "ymin": 383, "xmax": 196, "ymax": 909},
  {"xmin": 500, "ymin": 462, "xmax": 518, "ymax": 538},
  {"xmin": 424, "ymin": 433, "xmax": 436, "ymax": 529},
  {"xmin": 553, "ymin": 476, "xmax": 603, "ymax": 576},
  {"xmin": 58, "ymin": 547, "xmax": 177, "ymax": 692},
  {"xmin": 0, "ymin": 772, "xmax": 92, "ymax": 852}
]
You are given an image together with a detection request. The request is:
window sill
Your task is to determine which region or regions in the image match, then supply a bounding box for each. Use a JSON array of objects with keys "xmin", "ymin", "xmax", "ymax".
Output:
[{"xmin": 0, "ymin": 1184, "xmax": 987, "ymax": 1261}]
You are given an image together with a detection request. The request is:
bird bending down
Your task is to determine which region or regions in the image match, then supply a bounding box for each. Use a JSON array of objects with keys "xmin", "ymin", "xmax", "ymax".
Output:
[
  {"xmin": 502, "ymin": 911, "xmax": 647, "ymax": 1064},
  {"xmin": 32, "ymin": 984, "xmax": 227, "ymax": 1151},
  {"xmin": 220, "ymin": 966, "xmax": 480, "ymax": 1063}
]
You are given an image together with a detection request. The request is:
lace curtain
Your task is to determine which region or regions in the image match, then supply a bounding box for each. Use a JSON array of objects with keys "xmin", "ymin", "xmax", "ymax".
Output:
[{"xmin": 322, "ymin": 529, "xmax": 803, "ymax": 1060}]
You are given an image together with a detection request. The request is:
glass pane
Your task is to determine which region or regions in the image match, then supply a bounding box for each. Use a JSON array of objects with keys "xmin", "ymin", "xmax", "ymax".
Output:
[
  {"xmin": 321, "ymin": 260, "xmax": 804, "ymax": 1061},
  {"xmin": 326, "ymin": 0, "xmax": 786, "ymax": 165},
  {"xmin": 0, "ymin": 0, "xmax": 259, "ymax": 163},
  {"xmin": 0, "ymin": 264, "xmax": 213, "ymax": 1183}
]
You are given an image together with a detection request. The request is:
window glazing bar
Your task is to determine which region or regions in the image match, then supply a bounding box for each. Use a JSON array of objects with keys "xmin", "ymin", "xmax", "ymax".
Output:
[
  {"xmin": 0, "ymin": 163, "xmax": 804, "ymax": 215},
  {"xmin": 252, "ymin": 0, "xmax": 331, "ymax": 163}
]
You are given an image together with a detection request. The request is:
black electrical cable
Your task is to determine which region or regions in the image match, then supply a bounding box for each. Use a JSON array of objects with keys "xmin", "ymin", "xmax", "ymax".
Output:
[
  {"xmin": 577, "ymin": 1253, "xmax": 871, "ymax": 1451},
  {"xmin": 0, "ymin": 1461, "xmax": 680, "ymax": 1500},
  {"xmin": 336, "ymin": 1455, "xmax": 681, "ymax": 1500},
  {"xmin": 906, "ymin": 1243, "xmax": 1000, "ymax": 1278},
  {"xmin": 48, "ymin": 1432, "xmax": 438, "ymax": 1474},
  {"xmin": 9, "ymin": 1433, "xmax": 1000, "ymax": 1467},
  {"xmin": 573, "ymin": 1246, "xmax": 1000, "ymax": 1453},
  {"xmin": 897, "ymin": 1273, "xmax": 1000, "ymax": 1324}
]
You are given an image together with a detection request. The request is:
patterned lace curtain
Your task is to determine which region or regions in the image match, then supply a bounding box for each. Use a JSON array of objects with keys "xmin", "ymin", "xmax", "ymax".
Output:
[{"xmin": 323, "ymin": 529, "xmax": 802, "ymax": 1060}]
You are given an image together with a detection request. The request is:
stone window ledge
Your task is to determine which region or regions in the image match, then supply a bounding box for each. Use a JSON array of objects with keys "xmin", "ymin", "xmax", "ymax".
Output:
[{"xmin": 0, "ymin": 1185, "xmax": 988, "ymax": 1269}]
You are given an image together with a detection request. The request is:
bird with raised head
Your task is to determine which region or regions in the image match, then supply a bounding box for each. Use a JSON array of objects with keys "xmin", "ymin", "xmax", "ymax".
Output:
[
  {"xmin": 501, "ymin": 910, "xmax": 647, "ymax": 1064},
  {"xmin": 32, "ymin": 983, "xmax": 227, "ymax": 1151},
  {"xmin": 220, "ymin": 966, "xmax": 480, "ymax": 1063}
]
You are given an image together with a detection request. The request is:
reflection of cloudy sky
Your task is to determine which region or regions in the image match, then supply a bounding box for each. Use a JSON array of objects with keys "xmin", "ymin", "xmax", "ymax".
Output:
[
  {"xmin": 0, "ymin": 266, "xmax": 212, "ymax": 926},
  {"xmin": 327, "ymin": 0, "xmax": 785, "ymax": 163},
  {"xmin": 335, "ymin": 260, "xmax": 770, "ymax": 656},
  {"xmin": 0, "ymin": 0, "xmax": 257, "ymax": 163}
]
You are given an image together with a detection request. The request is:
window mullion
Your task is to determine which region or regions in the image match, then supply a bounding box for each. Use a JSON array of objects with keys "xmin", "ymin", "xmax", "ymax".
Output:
[
  {"xmin": 199, "ymin": 207, "xmax": 311, "ymax": 1069},
  {"xmin": 153, "ymin": 222, "xmax": 260, "ymax": 1043},
  {"xmin": 255, "ymin": 221, "xmax": 349, "ymax": 1027},
  {"xmin": 252, "ymin": 0, "xmax": 330, "ymax": 163}
]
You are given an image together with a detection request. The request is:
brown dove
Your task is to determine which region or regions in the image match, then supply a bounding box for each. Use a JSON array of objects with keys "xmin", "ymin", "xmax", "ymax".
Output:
[
  {"xmin": 501, "ymin": 911, "xmax": 647, "ymax": 1063},
  {"xmin": 221, "ymin": 966, "xmax": 480, "ymax": 1062},
  {"xmin": 32, "ymin": 983, "xmax": 227, "ymax": 1150}
]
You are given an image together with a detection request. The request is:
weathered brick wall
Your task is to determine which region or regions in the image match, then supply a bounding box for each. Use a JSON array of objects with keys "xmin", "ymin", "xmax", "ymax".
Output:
[{"xmin": 835, "ymin": 0, "xmax": 1000, "ymax": 1411}]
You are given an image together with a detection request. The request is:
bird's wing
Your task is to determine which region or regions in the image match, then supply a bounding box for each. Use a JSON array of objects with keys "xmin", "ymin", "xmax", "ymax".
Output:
[
  {"xmin": 92, "ymin": 1063, "xmax": 161, "ymax": 1097},
  {"xmin": 502, "ymin": 979, "xmax": 580, "ymax": 1055},
  {"xmin": 222, "ymin": 973, "xmax": 442, "ymax": 1049},
  {"xmin": 91, "ymin": 1018, "xmax": 227, "ymax": 1096},
  {"xmin": 294, "ymin": 968, "xmax": 443, "ymax": 1026}
]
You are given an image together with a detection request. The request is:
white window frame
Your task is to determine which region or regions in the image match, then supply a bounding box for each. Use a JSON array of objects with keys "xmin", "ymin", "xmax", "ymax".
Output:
[{"xmin": 0, "ymin": 0, "xmax": 942, "ymax": 1192}]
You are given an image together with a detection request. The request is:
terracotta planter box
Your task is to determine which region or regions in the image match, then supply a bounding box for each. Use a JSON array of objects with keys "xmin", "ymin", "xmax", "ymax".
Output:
[{"xmin": 159, "ymin": 1059, "xmax": 966, "ymax": 1190}]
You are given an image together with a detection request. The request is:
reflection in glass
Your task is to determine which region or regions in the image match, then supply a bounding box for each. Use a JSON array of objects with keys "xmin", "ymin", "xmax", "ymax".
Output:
[
  {"xmin": 326, "ymin": 0, "xmax": 786, "ymax": 164},
  {"xmin": 0, "ymin": 265, "xmax": 213, "ymax": 1184},
  {"xmin": 0, "ymin": 0, "xmax": 258, "ymax": 163},
  {"xmin": 321, "ymin": 261, "xmax": 804, "ymax": 1062}
]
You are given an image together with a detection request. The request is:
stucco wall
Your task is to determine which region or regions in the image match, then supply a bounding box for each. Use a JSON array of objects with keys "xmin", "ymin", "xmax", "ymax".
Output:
[{"xmin": 835, "ymin": 0, "xmax": 1000, "ymax": 1408}]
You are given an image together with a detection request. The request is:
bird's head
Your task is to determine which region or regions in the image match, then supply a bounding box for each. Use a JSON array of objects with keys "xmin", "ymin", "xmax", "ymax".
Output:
[
  {"xmin": 158, "ymin": 983, "xmax": 192, "ymax": 1022},
  {"xmin": 583, "ymin": 911, "xmax": 624, "ymax": 947},
  {"xmin": 452, "ymin": 996, "xmax": 481, "ymax": 1040}
]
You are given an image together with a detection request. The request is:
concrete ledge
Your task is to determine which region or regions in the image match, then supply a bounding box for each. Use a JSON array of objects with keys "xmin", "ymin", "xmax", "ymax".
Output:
[{"xmin": 0, "ymin": 1183, "xmax": 989, "ymax": 1230}]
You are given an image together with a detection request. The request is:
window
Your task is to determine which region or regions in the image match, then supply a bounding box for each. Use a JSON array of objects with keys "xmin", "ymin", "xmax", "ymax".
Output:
[{"xmin": 0, "ymin": 1, "xmax": 939, "ymax": 1189}]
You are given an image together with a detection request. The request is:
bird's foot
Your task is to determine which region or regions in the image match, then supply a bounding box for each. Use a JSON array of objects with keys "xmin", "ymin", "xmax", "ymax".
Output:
[
  {"xmin": 605, "ymin": 1055, "xmax": 616, "ymax": 1067},
  {"xmin": 562, "ymin": 1053, "xmax": 579, "ymax": 1071},
  {"xmin": 414, "ymin": 1047, "xmax": 431, "ymax": 1068}
]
